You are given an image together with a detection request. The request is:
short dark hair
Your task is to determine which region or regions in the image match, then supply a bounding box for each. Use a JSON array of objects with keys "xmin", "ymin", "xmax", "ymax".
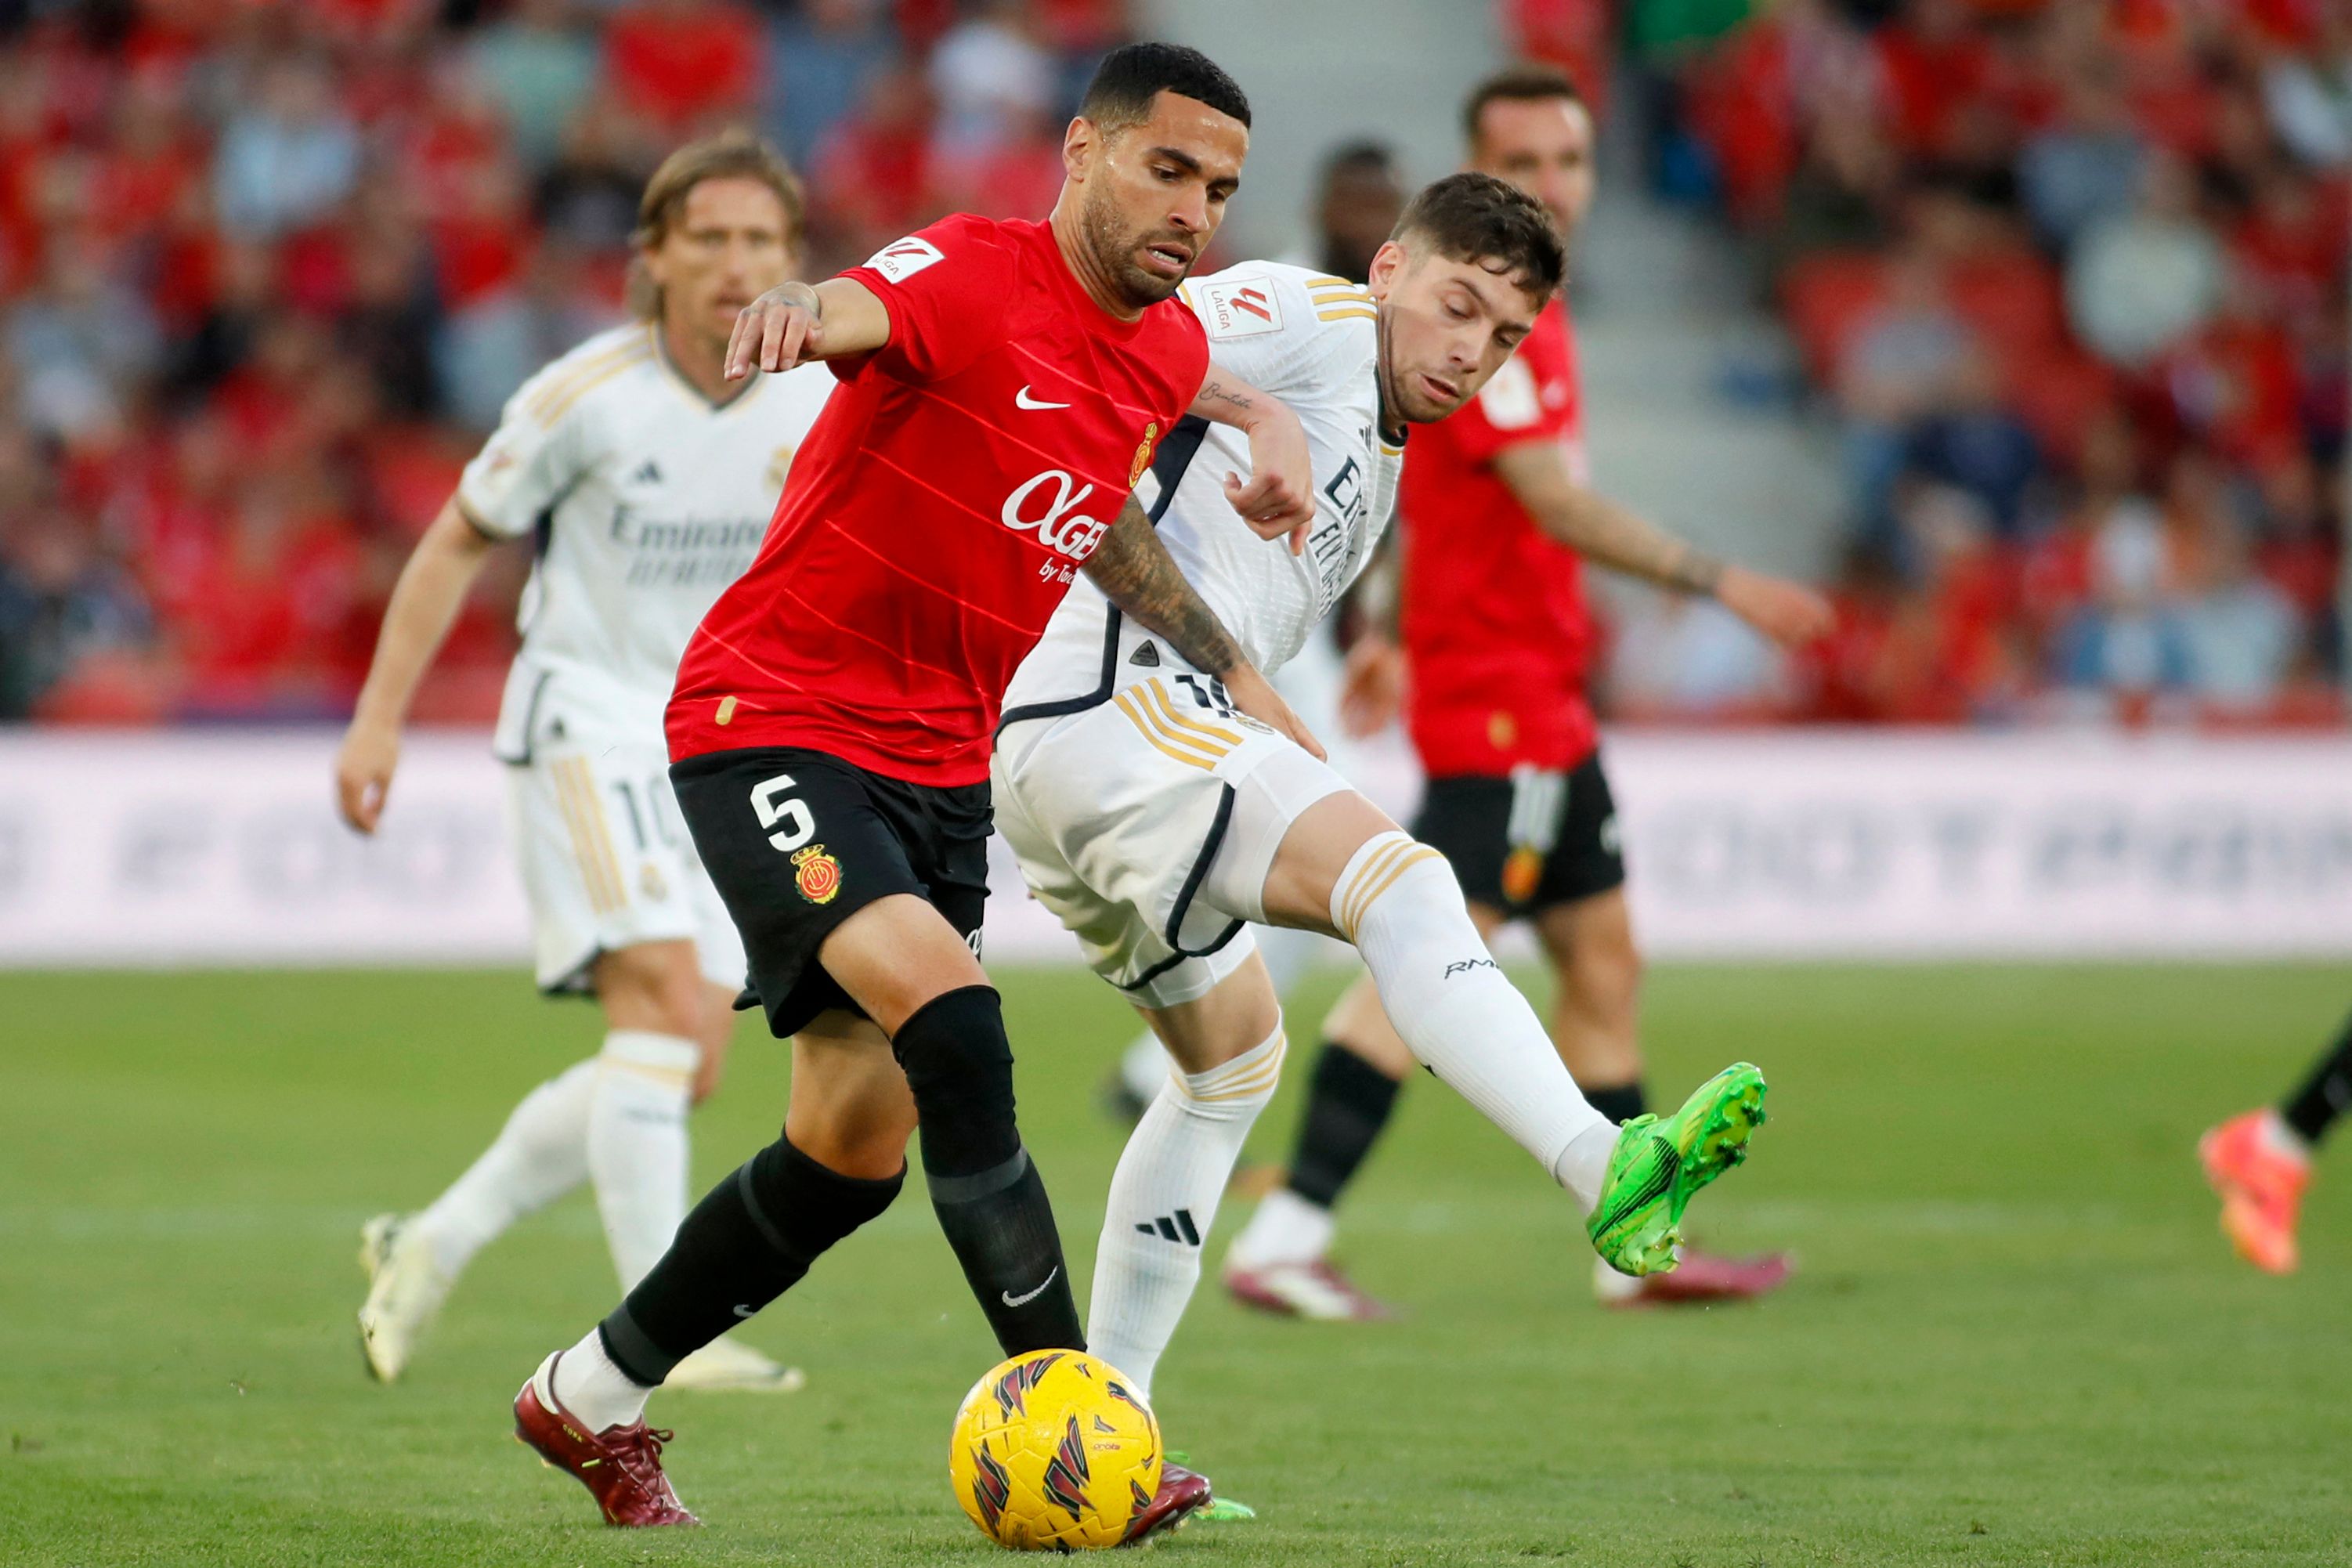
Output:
[
  {"xmin": 1461, "ymin": 63, "xmax": 1584, "ymax": 147},
  {"xmin": 1393, "ymin": 172, "xmax": 1565, "ymax": 302},
  {"xmin": 1080, "ymin": 42, "xmax": 1251, "ymax": 133},
  {"xmin": 1319, "ymin": 140, "xmax": 1399, "ymax": 188}
]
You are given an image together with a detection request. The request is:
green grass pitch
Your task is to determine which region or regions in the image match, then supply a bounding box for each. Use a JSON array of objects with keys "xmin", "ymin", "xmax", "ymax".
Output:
[{"xmin": 4, "ymin": 963, "xmax": 2348, "ymax": 1566}]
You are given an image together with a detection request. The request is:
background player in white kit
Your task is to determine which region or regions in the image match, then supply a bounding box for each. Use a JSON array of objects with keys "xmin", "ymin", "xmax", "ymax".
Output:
[
  {"xmin": 333, "ymin": 134, "xmax": 829, "ymax": 1390},
  {"xmin": 992, "ymin": 173, "xmax": 1772, "ymax": 1409}
]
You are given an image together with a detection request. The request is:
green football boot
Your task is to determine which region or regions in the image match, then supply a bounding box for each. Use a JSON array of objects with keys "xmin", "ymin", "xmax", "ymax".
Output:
[{"xmin": 1586, "ymin": 1063, "xmax": 1769, "ymax": 1277}]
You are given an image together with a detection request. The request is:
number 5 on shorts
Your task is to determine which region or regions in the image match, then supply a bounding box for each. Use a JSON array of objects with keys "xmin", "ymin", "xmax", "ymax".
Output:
[{"xmin": 751, "ymin": 774, "xmax": 815, "ymax": 852}]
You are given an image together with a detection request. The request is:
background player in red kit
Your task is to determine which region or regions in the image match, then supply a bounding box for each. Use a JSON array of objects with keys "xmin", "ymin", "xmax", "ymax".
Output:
[
  {"xmin": 515, "ymin": 44, "xmax": 1316, "ymax": 1530},
  {"xmin": 1222, "ymin": 65, "xmax": 1836, "ymax": 1319}
]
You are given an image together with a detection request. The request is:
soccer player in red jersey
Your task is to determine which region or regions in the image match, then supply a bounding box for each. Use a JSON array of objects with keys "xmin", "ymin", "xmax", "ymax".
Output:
[
  {"xmin": 514, "ymin": 44, "xmax": 1314, "ymax": 1531},
  {"xmin": 1222, "ymin": 65, "xmax": 1836, "ymax": 1320}
]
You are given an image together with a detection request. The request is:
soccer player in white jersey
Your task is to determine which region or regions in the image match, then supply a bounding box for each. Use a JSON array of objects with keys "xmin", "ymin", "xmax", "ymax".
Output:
[
  {"xmin": 992, "ymin": 172, "xmax": 1772, "ymax": 1408},
  {"xmin": 333, "ymin": 134, "xmax": 830, "ymax": 1390}
]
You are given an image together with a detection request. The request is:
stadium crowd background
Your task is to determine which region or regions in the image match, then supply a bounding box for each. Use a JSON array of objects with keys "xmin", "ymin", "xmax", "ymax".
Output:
[{"xmin": 0, "ymin": 0, "xmax": 2339, "ymax": 730}]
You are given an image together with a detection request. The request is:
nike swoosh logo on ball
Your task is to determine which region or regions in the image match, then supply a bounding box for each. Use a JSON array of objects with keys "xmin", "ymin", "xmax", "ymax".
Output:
[
  {"xmin": 1002, "ymin": 1266, "xmax": 1060, "ymax": 1307},
  {"xmin": 1015, "ymin": 386, "xmax": 1070, "ymax": 410}
]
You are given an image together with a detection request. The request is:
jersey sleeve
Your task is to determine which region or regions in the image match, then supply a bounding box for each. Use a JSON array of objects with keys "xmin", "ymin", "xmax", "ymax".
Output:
[
  {"xmin": 1181, "ymin": 265, "xmax": 1371, "ymax": 400},
  {"xmin": 1436, "ymin": 350, "xmax": 1573, "ymax": 466},
  {"xmin": 837, "ymin": 214, "xmax": 1021, "ymax": 383},
  {"xmin": 454, "ymin": 358, "xmax": 594, "ymax": 540}
]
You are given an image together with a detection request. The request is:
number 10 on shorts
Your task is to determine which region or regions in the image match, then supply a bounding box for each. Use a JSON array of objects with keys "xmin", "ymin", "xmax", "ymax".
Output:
[{"xmin": 752, "ymin": 775, "xmax": 815, "ymax": 852}]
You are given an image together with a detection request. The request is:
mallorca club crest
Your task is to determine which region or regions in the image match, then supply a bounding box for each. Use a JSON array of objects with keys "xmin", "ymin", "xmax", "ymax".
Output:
[
  {"xmin": 1129, "ymin": 421, "xmax": 1159, "ymax": 488},
  {"xmin": 792, "ymin": 844, "xmax": 842, "ymax": 905},
  {"xmin": 1501, "ymin": 845, "xmax": 1545, "ymax": 906}
]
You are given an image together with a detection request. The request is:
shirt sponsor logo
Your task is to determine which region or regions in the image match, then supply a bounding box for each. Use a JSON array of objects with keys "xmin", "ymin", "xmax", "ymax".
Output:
[
  {"xmin": 999, "ymin": 470, "xmax": 1112, "ymax": 565},
  {"xmin": 1199, "ymin": 278, "xmax": 1283, "ymax": 339},
  {"xmin": 865, "ymin": 234, "xmax": 945, "ymax": 284}
]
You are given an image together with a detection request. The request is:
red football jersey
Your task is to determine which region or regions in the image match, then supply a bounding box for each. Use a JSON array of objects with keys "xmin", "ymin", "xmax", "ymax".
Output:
[
  {"xmin": 1397, "ymin": 298, "xmax": 1598, "ymax": 776},
  {"xmin": 668, "ymin": 215, "xmax": 1209, "ymax": 784}
]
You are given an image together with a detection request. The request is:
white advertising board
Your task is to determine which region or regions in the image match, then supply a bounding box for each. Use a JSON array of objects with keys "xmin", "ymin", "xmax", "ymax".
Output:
[{"xmin": 0, "ymin": 729, "xmax": 2346, "ymax": 966}]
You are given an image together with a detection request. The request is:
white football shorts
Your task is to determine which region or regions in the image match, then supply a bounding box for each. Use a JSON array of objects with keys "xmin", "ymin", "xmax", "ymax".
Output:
[
  {"xmin": 992, "ymin": 672, "xmax": 1351, "ymax": 1010},
  {"xmin": 503, "ymin": 741, "xmax": 746, "ymax": 995}
]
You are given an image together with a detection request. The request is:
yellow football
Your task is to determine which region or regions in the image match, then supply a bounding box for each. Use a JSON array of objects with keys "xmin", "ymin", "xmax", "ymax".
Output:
[{"xmin": 947, "ymin": 1349, "xmax": 1162, "ymax": 1551}]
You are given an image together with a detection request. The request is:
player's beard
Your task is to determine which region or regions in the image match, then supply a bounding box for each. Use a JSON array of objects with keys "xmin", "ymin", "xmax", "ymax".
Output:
[{"xmin": 1080, "ymin": 182, "xmax": 1189, "ymax": 310}]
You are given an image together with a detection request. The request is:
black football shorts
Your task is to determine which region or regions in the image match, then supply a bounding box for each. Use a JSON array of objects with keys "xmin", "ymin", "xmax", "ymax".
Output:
[
  {"xmin": 1411, "ymin": 751, "xmax": 1625, "ymax": 919},
  {"xmin": 670, "ymin": 746, "xmax": 991, "ymax": 1039}
]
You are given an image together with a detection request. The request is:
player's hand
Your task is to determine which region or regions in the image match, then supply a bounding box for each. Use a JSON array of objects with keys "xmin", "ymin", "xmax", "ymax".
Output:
[
  {"xmin": 1225, "ymin": 663, "xmax": 1325, "ymax": 760},
  {"xmin": 1716, "ymin": 565, "xmax": 1835, "ymax": 648},
  {"xmin": 1223, "ymin": 401, "xmax": 1316, "ymax": 555},
  {"xmin": 334, "ymin": 720, "xmax": 400, "ymax": 835},
  {"xmin": 1338, "ymin": 632, "xmax": 1406, "ymax": 739},
  {"xmin": 725, "ymin": 284, "xmax": 823, "ymax": 379}
]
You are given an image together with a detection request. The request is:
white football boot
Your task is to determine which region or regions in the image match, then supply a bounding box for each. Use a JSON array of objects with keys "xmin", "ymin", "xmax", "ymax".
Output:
[{"xmin": 356, "ymin": 1213, "xmax": 454, "ymax": 1382}]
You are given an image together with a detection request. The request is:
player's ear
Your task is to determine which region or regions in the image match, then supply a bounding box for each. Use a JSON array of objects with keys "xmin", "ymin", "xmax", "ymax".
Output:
[
  {"xmin": 1366, "ymin": 239, "xmax": 1409, "ymax": 302},
  {"xmin": 1061, "ymin": 116, "xmax": 1097, "ymax": 182}
]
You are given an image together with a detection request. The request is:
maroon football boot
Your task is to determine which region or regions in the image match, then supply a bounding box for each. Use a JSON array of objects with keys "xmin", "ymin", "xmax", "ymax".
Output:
[
  {"xmin": 1122, "ymin": 1459, "xmax": 1214, "ymax": 1544},
  {"xmin": 512, "ymin": 1352, "xmax": 698, "ymax": 1527}
]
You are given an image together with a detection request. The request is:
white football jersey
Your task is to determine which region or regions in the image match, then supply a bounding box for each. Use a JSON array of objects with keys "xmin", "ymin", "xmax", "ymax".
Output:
[
  {"xmin": 1000, "ymin": 263, "xmax": 1400, "ymax": 719},
  {"xmin": 457, "ymin": 322, "xmax": 834, "ymax": 758}
]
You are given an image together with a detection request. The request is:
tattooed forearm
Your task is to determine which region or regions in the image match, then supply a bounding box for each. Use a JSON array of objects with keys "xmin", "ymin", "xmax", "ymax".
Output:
[
  {"xmin": 1082, "ymin": 498, "xmax": 1244, "ymax": 676},
  {"xmin": 1189, "ymin": 370, "xmax": 1259, "ymax": 426}
]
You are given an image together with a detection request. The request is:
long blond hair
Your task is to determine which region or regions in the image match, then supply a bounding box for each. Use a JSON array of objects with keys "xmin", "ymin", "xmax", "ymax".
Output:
[{"xmin": 626, "ymin": 129, "xmax": 805, "ymax": 321}]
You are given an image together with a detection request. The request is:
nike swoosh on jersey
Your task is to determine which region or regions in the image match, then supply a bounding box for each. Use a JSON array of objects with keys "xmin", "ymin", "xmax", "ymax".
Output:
[
  {"xmin": 1001, "ymin": 1266, "xmax": 1060, "ymax": 1307},
  {"xmin": 1014, "ymin": 386, "xmax": 1071, "ymax": 410}
]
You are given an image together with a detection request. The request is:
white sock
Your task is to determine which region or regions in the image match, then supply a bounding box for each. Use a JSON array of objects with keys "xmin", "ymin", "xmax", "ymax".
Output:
[
  {"xmin": 587, "ymin": 1030, "xmax": 700, "ymax": 1290},
  {"xmin": 547, "ymin": 1328, "xmax": 652, "ymax": 1432},
  {"xmin": 413, "ymin": 1057, "xmax": 595, "ymax": 1278},
  {"xmin": 1332, "ymin": 832, "xmax": 1614, "ymax": 1213},
  {"xmin": 1225, "ymin": 1186, "xmax": 1336, "ymax": 1270},
  {"xmin": 1089, "ymin": 1025, "xmax": 1286, "ymax": 1404}
]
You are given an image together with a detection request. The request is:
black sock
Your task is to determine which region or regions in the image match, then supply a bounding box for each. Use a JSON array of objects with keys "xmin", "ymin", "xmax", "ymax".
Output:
[
  {"xmin": 2279, "ymin": 1010, "xmax": 2352, "ymax": 1147},
  {"xmin": 1285, "ymin": 1040, "xmax": 1404, "ymax": 1209},
  {"xmin": 894, "ymin": 986, "xmax": 1084, "ymax": 1355},
  {"xmin": 599, "ymin": 1135, "xmax": 902, "ymax": 1386},
  {"xmin": 1585, "ymin": 1080, "xmax": 1648, "ymax": 1127}
]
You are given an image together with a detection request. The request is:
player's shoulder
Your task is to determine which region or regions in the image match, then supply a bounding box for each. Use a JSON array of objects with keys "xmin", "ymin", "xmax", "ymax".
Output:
[
  {"xmin": 507, "ymin": 322, "xmax": 656, "ymax": 432},
  {"xmin": 1180, "ymin": 261, "xmax": 1375, "ymax": 349},
  {"xmin": 855, "ymin": 211, "xmax": 1028, "ymax": 288}
]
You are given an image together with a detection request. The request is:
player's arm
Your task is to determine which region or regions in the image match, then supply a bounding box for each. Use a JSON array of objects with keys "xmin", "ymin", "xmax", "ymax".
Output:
[
  {"xmin": 1083, "ymin": 495, "xmax": 1324, "ymax": 759},
  {"xmin": 334, "ymin": 498, "xmax": 503, "ymax": 834},
  {"xmin": 1189, "ymin": 367, "xmax": 1316, "ymax": 549},
  {"xmin": 1490, "ymin": 439, "xmax": 1834, "ymax": 646},
  {"xmin": 724, "ymin": 278, "xmax": 894, "ymax": 379}
]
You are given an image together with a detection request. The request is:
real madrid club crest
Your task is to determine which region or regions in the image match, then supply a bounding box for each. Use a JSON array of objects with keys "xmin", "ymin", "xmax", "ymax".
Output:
[
  {"xmin": 1128, "ymin": 422, "xmax": 1159, "ymax": 488},
  {"xmin": 793, "ymin": 844, "xmax": 842, "ymax": 905}
]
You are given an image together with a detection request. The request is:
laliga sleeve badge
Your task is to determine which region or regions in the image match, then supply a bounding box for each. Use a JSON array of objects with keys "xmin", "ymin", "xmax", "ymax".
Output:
[
  {"xmin": 1501, "ymin": 846, "xmax": 1545, "ymax": 906},
  {"xmin": 793, "ymin": 844, "xmax": 843, "ymax": 905}
]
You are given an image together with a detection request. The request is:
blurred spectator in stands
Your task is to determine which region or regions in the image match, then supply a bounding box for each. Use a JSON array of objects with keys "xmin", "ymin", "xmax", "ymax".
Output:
[
  {"xmin": 471, "ymin": 0, "xmax": 599, "ymax": 175},
  {"xmin": 2066, "ymin": 154, "xmax": 2222, "ymax": 369},
  {"xmin": 536, "ymin": 103, "xmax": 645, "ymax": 255},
  {"xmin": 930, "ymin": 102, "xmax": 1065, "ymax": 222},
  {"xmin": 1902, "ymin": 352, "xmax": 2040, "ymax": 535},
  {"xmin": 2020, "ymin": 60, "xmax": 2144, "ymax": 252},
  {"xmin": 602, "ymin": 0, "xmax": 761, "ymax": 139},
  {"xmin": 1769, "ymin": 98, "xmax": 1897, "ymax": 280},
  {"xmin": 437, "ymin": 237, "xmax": 615, "ymax": 430},
  {"xmin": 339, "ymin": 193, "xmax": 445, "ymax": 421},
  {"xmin": 213, "ymin": 52, "xmax": 360, "ymax": 241},
  {"xmin": 6, "ymin": 229, "xmax": 159, "ymax": 443},
  {"xmin": 0, "ymin": 505, "xmax": 154, "ymax": 721},
  {"xmin": 2263, "ymin": 10, "xmax": 2350, "ymax": 168},
  {"xmin": 2175, "ymin": 501, "xmax": 2300, "ymax": 712},
  {"xmin": 811, "ymin": 57, "xmax": 935, "ymax": 264},
  {"xmin": 930, "ymin": 0, "xmax": 1056, "ymax": 156},
  {"xmin": 2053, "ymin": 492, "xmax": 2187, "ymax": 705},
  {"xmin": 1836, "ymin": 245, "xmax": 1978, "ymax": 540},
  {"xmin": 1292, "ymin": 142, "xmax": 1405, "ymax": 285},
  {"xmin": 766, "ymin": 0, "xmax": 892, "ymax": 164}
]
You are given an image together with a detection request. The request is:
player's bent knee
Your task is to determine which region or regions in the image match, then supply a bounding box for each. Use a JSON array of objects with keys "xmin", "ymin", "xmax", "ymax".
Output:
[{"xmin": 887, "ymin": 985, "xmax": 1019, "ymax": 1179}]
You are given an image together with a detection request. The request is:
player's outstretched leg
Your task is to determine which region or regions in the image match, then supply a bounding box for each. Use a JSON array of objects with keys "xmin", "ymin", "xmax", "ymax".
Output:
[
  {"xmin": 2199, "ymin": 1004, "xmax": 2350, "ymax": 1273},
  {"xmin": 1586, "ymin": 1063, "xmax": 1769, "ymax": 1276},
  {"xmin": 359, "ymin": 1058, "xmax": 597, "ymax": 1381}
]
